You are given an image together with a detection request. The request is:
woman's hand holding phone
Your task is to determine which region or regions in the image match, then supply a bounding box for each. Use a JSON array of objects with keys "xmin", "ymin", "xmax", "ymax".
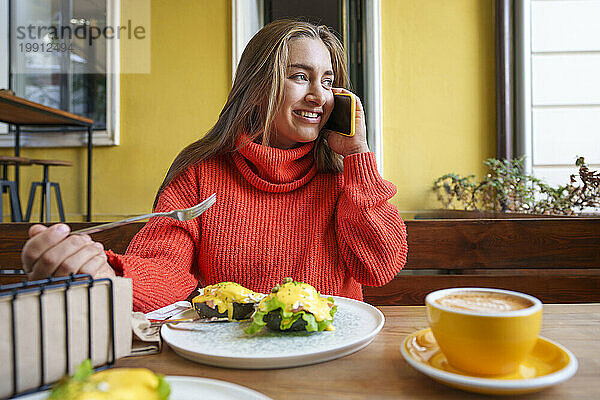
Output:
[{"xmin": 323, "ymin": 88, "xmax": 370, "ymax": 157}]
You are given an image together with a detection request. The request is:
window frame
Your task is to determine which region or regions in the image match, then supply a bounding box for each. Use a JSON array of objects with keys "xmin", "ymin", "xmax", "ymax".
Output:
[
  {"xmin": 515, "ymin": 0, "xmax": 600, "ymax": 179},
  {"xmin": 515, "ymin": 0, "xmax": 533, "ymax": 175},
  {"xmin": 0, "ymin": 0, "xmax": 120, "ymax": 148}
]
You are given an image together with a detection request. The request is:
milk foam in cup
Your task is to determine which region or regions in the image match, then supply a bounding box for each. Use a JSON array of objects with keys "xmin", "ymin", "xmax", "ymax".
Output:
[{"xmin": 426, "ymin": 288, "xmax": 543, "ymax": 376}]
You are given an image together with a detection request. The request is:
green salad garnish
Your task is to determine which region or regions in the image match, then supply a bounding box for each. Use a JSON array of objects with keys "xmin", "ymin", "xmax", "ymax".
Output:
[{"xmin": 245, "ymin": 289, "xmax": 336, "ymax": 335}]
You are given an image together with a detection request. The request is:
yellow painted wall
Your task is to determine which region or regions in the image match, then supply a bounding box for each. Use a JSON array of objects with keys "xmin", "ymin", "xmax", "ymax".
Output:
[
  {"xmin": 1, "ymin": 0, "xmax": 231, "ymax": 221},
  {"xmin": 381, "ymin": 0, "xmax": 496, "ymax": 214},
  {"xmin": 2, "ymin": 1, "xmax": 495, "ymax": 221}
]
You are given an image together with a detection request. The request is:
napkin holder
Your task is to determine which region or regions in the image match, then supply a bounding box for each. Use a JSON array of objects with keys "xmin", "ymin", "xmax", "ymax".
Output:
[{"xmin": 0, "ymin": 275, "xmax": 132, "ymax": 398}]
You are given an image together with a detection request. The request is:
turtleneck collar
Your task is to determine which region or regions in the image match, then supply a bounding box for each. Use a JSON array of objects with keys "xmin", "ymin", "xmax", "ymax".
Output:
[{"xmin": 231, "ymin": 135, "xmax": 317, "ymax": 193}]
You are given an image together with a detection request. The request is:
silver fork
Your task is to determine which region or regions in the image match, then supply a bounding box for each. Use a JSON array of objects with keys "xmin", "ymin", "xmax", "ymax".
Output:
[
  {"xmin": 71, "ymin": 193, "xmax": 216, "ymax": 235},
  {"xmin": 149, "ymin": 315, "xmax": 229, "ymax": 328}
]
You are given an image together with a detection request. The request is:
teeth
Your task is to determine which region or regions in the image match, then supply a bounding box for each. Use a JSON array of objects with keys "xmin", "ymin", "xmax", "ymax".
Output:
[{"xmin": 298, "ymin": 111, "xmax": 319, "ymax": 118}]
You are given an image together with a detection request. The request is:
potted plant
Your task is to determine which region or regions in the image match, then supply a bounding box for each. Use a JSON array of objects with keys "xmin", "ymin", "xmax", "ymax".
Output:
[{"xmin": 427, "ymin": 157, "xmax": 599, "ymax": 218}]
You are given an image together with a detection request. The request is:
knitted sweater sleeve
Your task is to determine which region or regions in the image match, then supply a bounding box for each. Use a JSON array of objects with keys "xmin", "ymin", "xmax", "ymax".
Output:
[
  {"xmin": 106, "ymin": 166, "xmax": 201, "ymax": 313},
  {"xmin": 335, "ymin": 152, "xmax": 408, "ymax": 287}
]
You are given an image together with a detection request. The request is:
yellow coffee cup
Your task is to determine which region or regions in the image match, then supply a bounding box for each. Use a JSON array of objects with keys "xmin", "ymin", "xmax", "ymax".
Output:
[{"xmin": 425, "ymin": 288, "xmax": 542, "ymax": 376}]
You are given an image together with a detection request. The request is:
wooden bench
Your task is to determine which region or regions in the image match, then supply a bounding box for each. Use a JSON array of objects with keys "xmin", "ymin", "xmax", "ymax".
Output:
[{"xmin": 1, "ymin": 219, "xmax": 599, "ymax": 304}]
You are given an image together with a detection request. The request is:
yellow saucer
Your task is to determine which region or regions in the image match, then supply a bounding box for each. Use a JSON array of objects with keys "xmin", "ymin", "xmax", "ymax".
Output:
[{"xmin": 400, "ymin": 328, "xmax": 578, "ymax": 395}]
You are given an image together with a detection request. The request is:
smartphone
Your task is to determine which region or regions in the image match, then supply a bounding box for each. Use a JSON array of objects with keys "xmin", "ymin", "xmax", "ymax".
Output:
[{"xmin": 324, "ymin": 92, "xmax": 356, "ymax": 137}]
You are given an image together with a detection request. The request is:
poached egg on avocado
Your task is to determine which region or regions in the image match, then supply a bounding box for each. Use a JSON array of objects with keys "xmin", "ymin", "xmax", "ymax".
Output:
[
  {"xmin": 49, "ymin": 360, "xmax": 170, "ymax": 400},
  {"xmin": 245, "ymin": 278, "xmax": 336, "ymax": 334},
  {"xmin": 192, "ymin": 282, "xmax": 265, "ymax": 321}
]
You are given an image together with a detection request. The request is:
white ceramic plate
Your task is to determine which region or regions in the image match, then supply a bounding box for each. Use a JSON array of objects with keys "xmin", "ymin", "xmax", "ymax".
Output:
[
  {"xmin": 163, "ymin": 376, "xmax": 272, "ymax": 400},
  {"xmin": 162, "ymin": 296, "xmax": 384, "ymax": 369},
  {"xmin": 16, "ymin": 376, "xmax": 272, "ymax": 400}
]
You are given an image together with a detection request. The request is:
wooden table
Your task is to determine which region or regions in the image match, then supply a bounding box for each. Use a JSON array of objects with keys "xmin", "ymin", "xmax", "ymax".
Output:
[
  {"xmin": 0, "ymin": 90, "xmax": 94, "ymax": 221},
  {"xmin": 116, "ymin": 304, "xmax": 599, "ymax": 399}
]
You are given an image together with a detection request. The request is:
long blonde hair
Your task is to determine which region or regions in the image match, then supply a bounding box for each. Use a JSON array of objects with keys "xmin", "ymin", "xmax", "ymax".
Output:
[{"xmin": 154, "ymin": 19, "xmax": 349, "ymax": 209}]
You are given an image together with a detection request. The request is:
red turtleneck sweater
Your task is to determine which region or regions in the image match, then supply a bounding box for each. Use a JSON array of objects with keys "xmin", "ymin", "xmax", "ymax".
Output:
[{"xmin": 107, "ymin": 139, "xmax": 408, "ymax": 312}]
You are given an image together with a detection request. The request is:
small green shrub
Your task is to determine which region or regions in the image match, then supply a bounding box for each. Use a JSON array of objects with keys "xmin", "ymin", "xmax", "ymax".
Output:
[{"xmin": 432, "ymin": 157, "xmax": 599, "ymax": 215}]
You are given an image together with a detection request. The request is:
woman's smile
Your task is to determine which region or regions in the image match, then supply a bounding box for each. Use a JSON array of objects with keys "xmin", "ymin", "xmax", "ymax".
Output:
[{"xmin": 293, "ymin": 109, "xmax": 323, "ymax": 123}]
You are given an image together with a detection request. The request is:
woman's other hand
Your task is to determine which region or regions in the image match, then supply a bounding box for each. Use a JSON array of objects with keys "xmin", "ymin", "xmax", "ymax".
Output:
[
  {"xmin": 324, "ymin": 88, "xmax": 370, "ymax": 157},
  {"xmin": 21, "ymin": 224, "xmax": 116, "ymax": 281}
]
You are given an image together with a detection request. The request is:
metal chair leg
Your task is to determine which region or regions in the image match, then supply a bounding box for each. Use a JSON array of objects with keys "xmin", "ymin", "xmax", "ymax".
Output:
[
  {"xmin": 52, "ymin": 183, "xmax": 66, "ymax": 222},
  {"xmin": 44, "ymin": 181, "xmax": 51, "ymax": 222},
  {"xmin": 8, "ymin": 181, "xmax": 23, "ymax": 222},
  {"xmin": 39, "ymin": 165, "xmax": 50, "ymax": 222},
  {"xmin": 39, "ymin": 183, "xmax": 45, "ymax": 223},
  {"xmin": 39, "ymin": 192, "xmax": 45, "ymax": 222},
  {"xmin": 25, "ymin": 182, "xmax": 40, "ymax": 223},
  {"xmin": 0, "ymin": 182, "xmax": 4, "ymax": 223}
]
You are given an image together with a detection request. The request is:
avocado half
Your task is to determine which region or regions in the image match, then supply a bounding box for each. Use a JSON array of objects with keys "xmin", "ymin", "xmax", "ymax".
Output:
[
  {"xmin": 245, "ymin": 278, "xmax": 337, "ymax": 335},
  {"xmin": 194, "ymin": 301, "xmax": 256, "ymax": 321},
  {"xmin": 191, "ymin": 282, "xmax": 266, "ymax": 321},
  {"xmin": 263, "ymin": 309, "xmax": 308, "ymax": 331}
]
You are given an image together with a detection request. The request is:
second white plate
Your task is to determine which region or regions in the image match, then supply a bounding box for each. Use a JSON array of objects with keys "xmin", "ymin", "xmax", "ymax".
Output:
[
  {"xmin": 166, "ymin": 376, "xmax": 272, "ymax": 400},
  {"xmin": 16, "ymin": 376, "xmax": 272, "ymax": 400},
  {"xmin": 161, "ymin": 296, "xmax": 385, "ymax": 369}
]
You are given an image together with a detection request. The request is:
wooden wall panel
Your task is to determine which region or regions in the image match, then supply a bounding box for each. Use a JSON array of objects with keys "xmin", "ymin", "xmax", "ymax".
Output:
[
  {"xmin": 2, "ymin": 220, "xmax": 599, "ymax": 304},
  {"xmin": 404, "ymin": 219, "xmax": 600, "ymax": 270},
  {"xmin": 363, "ymin": 274, "xmax": 600, "ymax": 305},
  {"xmin": 2, "ymin": 219, "xmax": 598, "ymax": 272}
]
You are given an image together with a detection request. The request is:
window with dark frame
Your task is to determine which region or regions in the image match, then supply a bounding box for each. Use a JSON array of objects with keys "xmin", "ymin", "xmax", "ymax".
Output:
[{"xmin": 9, "ymin": 0, "xmax": 108, "ymax": 133}]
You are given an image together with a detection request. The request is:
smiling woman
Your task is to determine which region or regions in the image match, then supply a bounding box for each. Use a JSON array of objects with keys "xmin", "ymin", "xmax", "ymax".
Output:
[{"xmin": 20, "ymin": 19, "xmax": 408, "ymax": 313}]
